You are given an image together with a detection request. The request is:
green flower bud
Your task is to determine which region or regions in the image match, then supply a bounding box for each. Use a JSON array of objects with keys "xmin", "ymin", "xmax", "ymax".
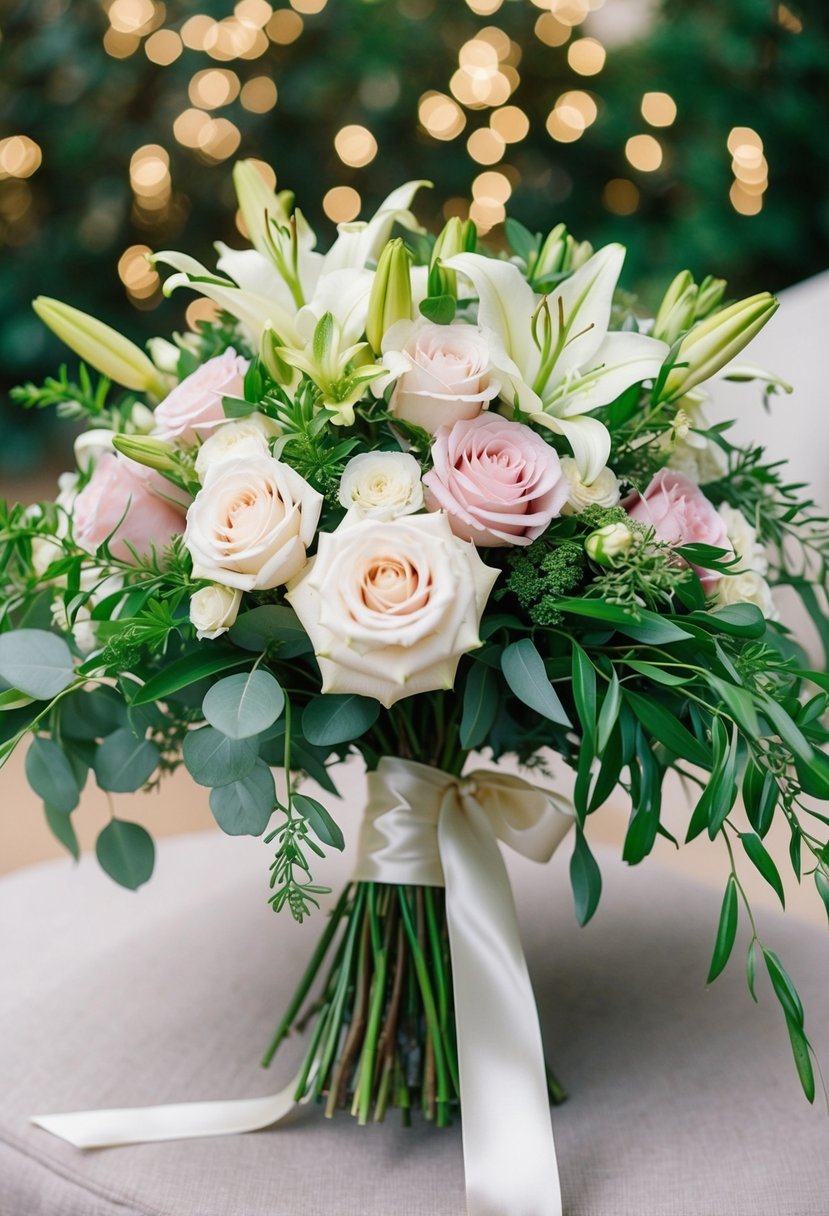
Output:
[
  {"xmin": 366, "ymin": 238, "xmax": 412, "ymax": 354},
  {"xmin": 654, "ymin": 271, "xmax": 697, "ymax": 344},
  {"xmin": 660, "ymin": 292, "xmax": 778, "ymax": 402},
  {"xmin": 694, "ymin": 275, "xmax": 727, "ymax": 320},
  {"xmin": 112, "ymin": 433, "xmax": 179, "ymax": 476},
  {"xmin": 429, "ymin": 217, "xmax": 467, "ymax": 297},
  {"xmin": 32, "ymin": 297, "xmax": 165, "ymax": 396},
  {"xmin": 585, "ymin": 522, "xmax": 635, "ymax": 566}
]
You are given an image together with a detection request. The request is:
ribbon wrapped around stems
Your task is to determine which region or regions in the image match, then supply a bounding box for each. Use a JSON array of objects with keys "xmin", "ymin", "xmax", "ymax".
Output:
[{"xmin": 33, "ymin": 757, "xmax": 574, "ymax": 1216}]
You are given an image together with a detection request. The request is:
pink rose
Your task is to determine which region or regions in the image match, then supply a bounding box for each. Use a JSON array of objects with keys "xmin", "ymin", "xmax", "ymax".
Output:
[
  {"xmin": 626, "ymin": 469, "xmax": 730, "ymax": 591},
  {"xmin": 152, "ymin": 349, "xmax": 249, "ymax": 444},
  {"xmin": 73, "ymin": 453, "xmax": 186, "ymax": 562},
  {"xmin": 386, "ymin": 320, "xmax": 500, "ymax": 434},
  {"xmin": 423, "ymin": 414, "xmax": 569, "ymax": 546}
]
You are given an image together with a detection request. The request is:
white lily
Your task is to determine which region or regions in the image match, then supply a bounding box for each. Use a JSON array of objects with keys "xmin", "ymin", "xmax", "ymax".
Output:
[
  {"xmin": 445, "ymin": 246, "xmax": 668, "ymax": 482},
  {"xmin": 320, "ymin": 180, "xmax": 430, "ymax": 275}
]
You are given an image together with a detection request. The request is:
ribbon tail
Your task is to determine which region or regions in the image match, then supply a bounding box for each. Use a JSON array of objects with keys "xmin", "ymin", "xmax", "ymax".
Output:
[
  {"xmin": 439, "ymin": 793, "xmax": 563, "ymax": 1216},
  {"xmin": 31, "ymin": 1075, "xmax": 303, "ymax": 1149}
]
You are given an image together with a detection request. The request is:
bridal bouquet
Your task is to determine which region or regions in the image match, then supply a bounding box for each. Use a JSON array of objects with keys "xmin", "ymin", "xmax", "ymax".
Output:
[{"xmin": 3, "ymin": 162, "xmax": 829, "ymax": 1211}]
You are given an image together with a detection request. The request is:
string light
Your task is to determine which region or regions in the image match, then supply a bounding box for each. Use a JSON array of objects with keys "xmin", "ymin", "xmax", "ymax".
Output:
[
  {"xmin": 464, "ymin": 0, "xmax": 503, "ymax": 13},
  {"xmin": 0, "ymin": 136, "xmax": 42, "ymax": 180},
  {"xmin": 144, "ymin": 29, "xmax": 182, "ymax": 64},
  {"xmin": 546, "ymin": 90, "xmax": 597, "ymax": 142},
  {"xmin": 567, "ymin": 37, "xmax": 606, "ymax": 75},
  {"xmin": 550, "ymin": 0, "xmax": 589, "ymax": 27},
  {"xmin": 418, "ymin": 92, "xmax": 466, "ymax": 141},
  {"xmin": 334, "ymin": 124, "xmax": 378, "ymax": 168},
  {"xmin": 107, "ymin": 0, "xmax": 160, "ymax": 36},
  {"xmin": 118, "ymin": 244, "xmax": 160, "ymax": 303},
  {"xmin": 467, "ymin": 127, "xmax": 506, "ymax": 165},
  {"xmin": 323, "ymin": 186, "xmax": 361, "ymax": 222},
  {"xmin": 727, "ymin": 127, "xmax": 767, "ymax": 214},
  {"xmin": 266, "ymin": 10, "xmax": 303, "ymax": 43},
  {"xmin": 534, "ymin": 13, "xmax": 570, "ymax": 47},
  {"xmin": 290, "ymin": 0, "xmax": 327, "ymax": 12},
  {"xmin": 625, "ymin": 133, "xmax": 663, "ymax": 171},
  {"xmin": 180, "ymin": 15, "xmax": 215, "ymax": 50},
  {"xmin": 472, "ymin": 169, "xmax": 511, "ymax": 204},
  {"xmin": 234, "ymin": 0, "xmax": 273, "ymax": 26},
  {"xmin": 240, "ymin": 76, "xmax": 278, "ymax": 112},
  {"xmin": 103, "ymin": 28, "xmax": 141, "ymax": 57},
  {"xmin": 490, "ymin": 105, "xmax": 529, "ymax": 143},
  {"xmin": 641, "ymin": 92, "xmax": 676, "ymax": 127}
]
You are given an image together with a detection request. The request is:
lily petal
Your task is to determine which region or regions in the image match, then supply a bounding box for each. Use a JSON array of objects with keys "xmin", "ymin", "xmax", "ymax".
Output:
[
  {"xmin": 322, "ymin": 180, "xmax": 430, "ymax": 275},
  {"xmin": 445, "ymin": 252, "xmax": 539, "ymax": 379},
  {"xmin": 534, "ymin": 412, "xmax": 611, "ymax": 484},
  {"xmin": 546, "ymin": 331, "xmax": 669, "ymax": 418}
]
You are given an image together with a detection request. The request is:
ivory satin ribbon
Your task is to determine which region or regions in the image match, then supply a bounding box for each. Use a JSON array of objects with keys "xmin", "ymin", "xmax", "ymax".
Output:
[{"xmin": 33, "ymin": 757, "xmax": 574, "ymax": 1216}]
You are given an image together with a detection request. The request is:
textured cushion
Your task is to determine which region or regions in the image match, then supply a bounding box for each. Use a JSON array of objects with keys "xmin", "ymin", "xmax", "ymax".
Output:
[{"xmin": 1, "ymin": 807, "xmax": 828, "ymax": 1216}]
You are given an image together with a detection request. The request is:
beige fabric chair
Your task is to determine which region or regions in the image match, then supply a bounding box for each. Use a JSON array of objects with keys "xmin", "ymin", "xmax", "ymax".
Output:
[{"xmin": 1, "ymin": 827, "xmax": 827, "ymax": 1215}]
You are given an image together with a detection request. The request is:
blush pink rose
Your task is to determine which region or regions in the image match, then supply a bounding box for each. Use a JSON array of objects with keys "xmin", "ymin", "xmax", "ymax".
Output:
[
  {"xmin": 423, "ymin": 414, "xmax": 569, "ymax": 546},
  {"xmin": 73, "ymin": 453, "xmax": 186, "ymax": 562},
  {"xmin": 152, "ymin": 349, "xmax": 249, "ymax": 444},
  {"xmin": 386, "ymin": 320, "xmax": 500, "ymax": 434},
  {"xmin": 625, "ymin": 469, "xmax": 730, "ymax": 591}
]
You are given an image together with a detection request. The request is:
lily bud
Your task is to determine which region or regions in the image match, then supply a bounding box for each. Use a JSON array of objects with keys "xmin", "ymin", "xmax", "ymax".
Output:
[
  {"xmin": 569, "ymin": 238, "xmax": 594, "ymax": 270},
  {"xmin": 694, "ymin": 275, "xmax": 727, "ymax": 320},
  {"xmin": 533, "ymin": 223, "xmax": 568, "ymax": 280},
  {"xmin": 585, "ymin": 522, "xmax": 635, "ymax": 565},
  {"xmin": 232, "ymin": 160, "xmax": 289, "ymax": 263},
  {"xmin": 33, "ymin": 297, "xmax": 165, "ymax": 396},
  {"xmin": 429, "ymin": 217, "xmax": 466, "ymax": 297},
  {"xmin": 261, "ymin": 327, "xmax": 293, "ymax": 385},
  {"xmin": 112, "ymin": 433, "xmax": 180, "ymax": 477},
  {"xmin": 653, "ymin": 271, "xmax": 697, "ymax": 344},
  {"xmin": 661, "ymin": 292, "xmax": 778, "ymax": 402},
  {"xmin": 366, "ymin": 238, "xmax": 412, "ymax": 354}
]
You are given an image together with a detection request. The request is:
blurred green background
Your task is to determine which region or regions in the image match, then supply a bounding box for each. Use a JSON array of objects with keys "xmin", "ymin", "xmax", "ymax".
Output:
[{"xmin": 1, "ymin": 0, "xmax": 826, "ymax": 475}]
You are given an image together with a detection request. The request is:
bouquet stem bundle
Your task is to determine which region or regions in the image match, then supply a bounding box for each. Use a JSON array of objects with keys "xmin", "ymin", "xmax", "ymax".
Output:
[{"xmin": 262, "ymin": 880, "xmax": 569, "ymax": 1126}]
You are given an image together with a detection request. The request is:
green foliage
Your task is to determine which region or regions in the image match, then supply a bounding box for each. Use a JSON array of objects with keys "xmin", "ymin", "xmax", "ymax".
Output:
[
  {"xmin": 0, "ymin": 629, "xmax": 76, "ymax": 700},
  {"xmin": 202, "ymin": 669, "xmax": 285, "ymax": 740},
  {"xmin": 95, "ymin": 818, "xmax": 155, "ymax": 890},
  {"xmin": 93, "ymin": 727, "xmax": 160, "ymax": 793},
  {"xmin": 501, "ymin": 638, "xmax": 572, "ymax": 727},
  {"xmin": 182, "ymin": 725, "xmax": 259, "ymax": 787},
  {"xmin": 499, "ymin": 538, "xmax": 586, "ymax": 627},
  {"xmin": 208, "ymin": 759, "xmax": 276, "ymax": 837},
  {"xmin": 302, "ymin": 695, "xmax": 380, "ymax": 748}
]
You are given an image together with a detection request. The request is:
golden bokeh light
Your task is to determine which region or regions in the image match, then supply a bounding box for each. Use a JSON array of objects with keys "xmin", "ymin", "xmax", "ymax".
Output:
[
  {"xmin": 240, "ymin": 76, "xmax": 278, "ymax": 112},
  {"xmin": 534, "ymin": 13, "xmax": 570, "ymax": 47},
  {"xmin": 189, "ymin": 68, "xmax": 241, "ymax": 109},
  {"xmin": 186, "ymin": 299, "xmax": 221, "ymax": 331},
  {"xmin": 730, "ymin": 181, "xmax": 763, "ymax": 215},
  {"xmin": 198, "ymin": 117, "xmax": 242, "ymax": 161},
  {"xmin": 602, "ymin": 177, "xmax": 640, "ymax": 215},
  {"xmin": 180, "ymin": 15, "xmax": 216, "ymax": 50},
  {"xmin": 203, "ymin": 18, "xmax": 267, "ymax": 60},
  {"xmin": 641, "ymin": 92, "xmax": 677, "ymax": 127},
  {"xmin": 464, "ymin": 0, "xmax": 503, "ymax": 14},
  {"xmin": 732, "ymin": 153, "xmax": 768, "ymax": 185},
  {"xmin": 144, "ymin": 29, "xmax": 182, "ymax": 64},
  {"xmin": 625, "ymin": 133, "xmax": 663, "ymax": 172},
  {"xmin": 290, "ymin": 0, "xmax": 327, "ymax": 12},
  {"xmin": 546, "ymin": 90, "xmax": 597, "ymax": 142},
  {"xmin": 469, "ymin": 197, "xmax": 506, "ymax": 234},
  {"xmin": 118, "ymin": 244, "xmax": 160, "ymax": 300},
  {"xmin": 550, "ymin": 0, "xmax": 589, "ymax": 26},
  {"xmin": 727, "ymin": 126, "xmax": 763, "ymax": 154},
  {"xmin": 107, "ymin": 0, "xmax": 159, "ymax": 36},
  {"xmin": 0, "ymin": 135, "xmax": 42, "ymax": 180},
  {"xmin": 472, "ymin": 169, "xmax": 511, "ymax": 204},
  {"xmin": 467, "ymin": 127, "xmax": 506, "ymax": 164},
  {"xmin": 247, "ymin": 159, "xmax": 277, "ymax": 189},
  {"xmin": 266, "ymin": 9, "xmax": 303, "ymax": 43},
  {"xmin": 442, "ymin": 196, "xmax": 470, "ymax": 221},
  {"xmin": 323, "ymin": 186, "xmax": 362, "ymax": 223},
  {"xmin": 490, "ymin": 105, "xmax": 529, "ymax": 143},
  {"xmin": 334, "ymin": 124, "xmax": 378, "ymax": 168},
  {"xmin": 419, "ymin": 92, "xmax": 466, "ymax": 140},
  {"xmin": 234, "ymin": 0, "xmax": 273, "ymax": 26},
  {"xmin": 777, "ymin": 3, "xmax": 803, "ymax": 33},
  {"xmin": 567, "ymin": 37, "xmax": 605, "ymax": 75},
  {"xmin": 130, "ymin": 143, "xmax": 169, "ymax": 190},
  {"xmin": 173, "ymin": 108, "xmax": 211, "ymax": 148},
  {"xmin": 103, "ymin": 28, "xmax": 141, "ymax": 57}
]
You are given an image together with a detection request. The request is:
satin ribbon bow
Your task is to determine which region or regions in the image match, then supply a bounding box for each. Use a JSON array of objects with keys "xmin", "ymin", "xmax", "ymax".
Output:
[{"xmin": 33, "ymin": 758, "xmax": 573, "ymax": 1216}]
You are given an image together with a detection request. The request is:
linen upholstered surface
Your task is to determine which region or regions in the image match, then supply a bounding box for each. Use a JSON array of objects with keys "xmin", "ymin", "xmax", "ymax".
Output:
[{"xmin": 0, "ymin": 824, "xmax": 827, "ymax": 1216}]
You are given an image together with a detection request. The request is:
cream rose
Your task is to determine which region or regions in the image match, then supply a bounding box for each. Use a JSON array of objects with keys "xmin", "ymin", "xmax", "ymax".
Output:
[
  {"xmin": 338, "ymin": 451, "xmax": 424, "ymax": 520},
  {"xmin": 383, "ymin": 318, "xmax": 500, "ymax": 434},
  {"xmin": 194, "ymin": 415, "xmax": 280, "ymax": 482},
  {"xmin": 559, "ymin": 457, "xmax": 621, "ymax": 514},
  {"xmin": 189, "ymin": 584, "xmax": 243, "ymax": 640},
  {"xmin": 286, "ymin": 512, "xmax": 498, "ymax": 707},
  {"xmin": 715, "ymin": 569, "xmax": 778, "ymax": 619},
  {"xmin": 184, "ymin": 455, "xmax": 323, "ymax": 591},
  {"xmin": 718, "ymin": 504, "xmax": 768, "ymax": 576}
]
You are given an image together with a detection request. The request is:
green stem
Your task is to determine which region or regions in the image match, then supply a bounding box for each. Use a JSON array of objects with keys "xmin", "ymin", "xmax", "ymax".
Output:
[{"xmin": 398, "ymin": 885, "xmax": 452, "ymax": 1126}]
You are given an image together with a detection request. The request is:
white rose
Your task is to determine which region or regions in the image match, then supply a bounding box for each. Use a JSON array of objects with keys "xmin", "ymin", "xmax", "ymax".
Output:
[
  {"xmin": 189, "ymin": 584, "xmax": 243, "ymax": 640},
  {"xmin": 338, "ymin": 451, "xmax": 424, "ymax": 520},
  {"xmin": 560, "ymin": 458, "xmax": 621, "ymax": 513},
  {"xmin": 381, "ymin": 318, "xmax": 500, "ymax": 434},
  {"xmin": 718, "ymin": 503, "xmax": 768, "ymax": 576},
  {"xmin": 286, "ymin": 512, "xmax": 498, "ymax": 707},
  {"xmin": 194, "ymin": 415, "xmax": 279, "ymax": 482},
  {"xmin": 184, "ymin": 454, "xmax": 322, "ymax": 591},
  {"xmin": 716, "ymin": 570, "xmax": 778, "ymax": 620},
  {"xmin": 74, "ymin": 428, "xmax": 116, "ymax": 473}
]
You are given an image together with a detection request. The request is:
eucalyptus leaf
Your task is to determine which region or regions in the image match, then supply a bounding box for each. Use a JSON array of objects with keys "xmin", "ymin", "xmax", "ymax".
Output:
[
  {"xmin": 459, "ymin": 662, "xmax": 499, "ymax": 751},
  {"xmin": 229, "ymin": 605, "xmax": 313, "ymax": 657},
  {"xmin": 93, "ymin": 728, "xmax": 160, "ymax": 793},
  {"xmin": 95, "ymin": 818, "xmax": 155, "ymax": 890},
  {"xmin": 501, "ymin": 639, "xmax": 571, "ymax": 727},
  {"xmin": 183, "ymin": 726, "xmax": 259, "ymax": 788},
  {"xmin": 25, "ymin": 737, "xmax": 79, "ymax": 814},
  {"xmin": 209, "ymin": 760, "xmax": 276, "ymax": 836},
  {"xmin": 0, "ymin": 629, "xmax": 75, "ymax": 700},
  {"xmin": 292, "ymin": 792, "xmax": 345, "ymax": 850},
  {"xmin": 302, "ymin": 694, "xmax": 380, "ymax": 748},
  {"xmin": 203, "ymin": 669, "xmax": 285, "ymax": 740}
]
